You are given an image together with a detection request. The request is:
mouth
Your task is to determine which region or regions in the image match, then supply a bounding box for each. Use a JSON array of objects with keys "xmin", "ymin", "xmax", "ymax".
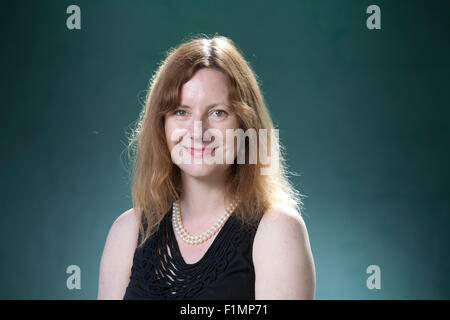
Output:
[{"xmin": 182, "ymin": 145, "xmax": 217, "ymax": 157}]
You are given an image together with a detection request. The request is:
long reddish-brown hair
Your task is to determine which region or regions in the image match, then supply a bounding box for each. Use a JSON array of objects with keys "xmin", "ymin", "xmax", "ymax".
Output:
[{"xmin": 126, "ymin": 34, "xmax": 305, "ymax": 247}]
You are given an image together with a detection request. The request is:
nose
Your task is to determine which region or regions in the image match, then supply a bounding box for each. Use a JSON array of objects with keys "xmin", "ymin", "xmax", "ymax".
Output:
[
  {"xmin": 189, "ymin": 119, "xmax": 203, "ymax": 139},
  {"xmin": 188, "ymin": 119, "xmax": 204, "ymax": 149}
]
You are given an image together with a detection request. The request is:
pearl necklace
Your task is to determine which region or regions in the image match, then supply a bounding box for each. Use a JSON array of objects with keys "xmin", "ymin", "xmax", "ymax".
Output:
[{"xmin": 172, "ymin": 198, "xmax": 240, "ymax": 245}]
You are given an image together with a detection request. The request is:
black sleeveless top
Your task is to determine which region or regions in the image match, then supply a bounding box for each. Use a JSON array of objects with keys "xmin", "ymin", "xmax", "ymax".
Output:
[{"xmin": 123, "ymin": 205, "xmax": 260, "ymax": 300}]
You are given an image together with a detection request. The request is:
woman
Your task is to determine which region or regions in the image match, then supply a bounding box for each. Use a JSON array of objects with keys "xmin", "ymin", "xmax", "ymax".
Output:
[{"xmin": 97, "ymin": 35, "xmax": 315, "ymax": 299}]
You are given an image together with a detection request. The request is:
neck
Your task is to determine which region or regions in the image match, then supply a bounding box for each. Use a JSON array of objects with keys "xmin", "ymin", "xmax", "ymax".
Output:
[{"xmin": 179, "ymin": 168, "xmax": 233, "ymax": 222}]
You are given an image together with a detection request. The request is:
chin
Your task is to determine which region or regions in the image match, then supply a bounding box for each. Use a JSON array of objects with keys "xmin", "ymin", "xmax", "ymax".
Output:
[{"xmin": 177, "ymin": 163, "xmax": 226, "ymax": 179}]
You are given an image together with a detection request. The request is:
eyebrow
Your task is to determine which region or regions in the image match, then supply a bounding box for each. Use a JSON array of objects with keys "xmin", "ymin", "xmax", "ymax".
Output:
[{"xmin": 178, "ymin": 103, "xmax": 229, "ymax": 110}]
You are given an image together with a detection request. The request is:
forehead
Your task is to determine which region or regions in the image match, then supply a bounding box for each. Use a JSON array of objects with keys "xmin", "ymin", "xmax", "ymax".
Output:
[{"xmin": 180, "ymin": 68, "xmax": 229, "ymax": 105}]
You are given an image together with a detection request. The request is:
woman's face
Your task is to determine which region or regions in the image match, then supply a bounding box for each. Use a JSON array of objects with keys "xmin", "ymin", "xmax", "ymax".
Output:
[{"xmin": 164, "ymin": 67, "xmax": 240, "ymax": 179}]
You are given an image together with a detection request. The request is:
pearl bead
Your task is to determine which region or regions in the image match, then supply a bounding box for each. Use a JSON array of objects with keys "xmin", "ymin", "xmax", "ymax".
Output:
[{"xmin": 172, "ymin": 197, "xmax": 240, "ymax": 246}]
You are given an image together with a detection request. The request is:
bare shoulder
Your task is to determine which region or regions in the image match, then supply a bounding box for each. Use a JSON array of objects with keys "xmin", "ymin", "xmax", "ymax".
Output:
[
  {"xmin": 103, "ymin": 207, "xmax": 142, "ymax": 257},
  {"xmin": 254, "ymin": 205, "xmax": 309, "ymax": 244},
  {"xmin": 98, "ymin": 207, "xmax": 142, "ymax": 299},
  {"xmin": 103, "ymin": 208, "xmax": 142, "ymax": 248},
  {"xmin": 253, "ymin": 205, "xmax": 316, "ymax": 299},
  {"xmin": 111, "ymin": 207, "xmax": 142, "ymax": 232}
]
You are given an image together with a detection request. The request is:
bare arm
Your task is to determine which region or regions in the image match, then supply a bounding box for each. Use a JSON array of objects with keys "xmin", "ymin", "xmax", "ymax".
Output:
[
  {"xmin": 97, "ymin": 208, "xmax": 141, "ymax": 299},
  {"xmin": 253, "ymin": 206, "xmax": 316, "ymax": 299}
]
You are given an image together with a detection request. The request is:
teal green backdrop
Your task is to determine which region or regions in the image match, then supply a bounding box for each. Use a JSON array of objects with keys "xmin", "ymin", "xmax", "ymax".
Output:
[{"xmin": 1, "ymin": 0, "xmax": 449, "ymax": 299}]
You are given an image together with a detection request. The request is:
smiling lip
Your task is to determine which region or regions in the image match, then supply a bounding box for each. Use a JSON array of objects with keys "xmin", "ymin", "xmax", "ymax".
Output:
[{"xmin": 183, "ymin": 146, "xmax": 216, "ymax": 156}]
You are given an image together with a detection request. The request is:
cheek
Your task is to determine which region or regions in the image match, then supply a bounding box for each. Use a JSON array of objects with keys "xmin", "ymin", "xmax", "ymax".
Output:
[
  {"xmin": 165, "ymin": 118, "xmax": 188, "ymax": 149},
  {"xmin": 227, "ymin": 113, "xmax": 241, "ymax": 129},
  {"xmin": 215, "ymin": 118, "xmax": 241, "ymax": 148}
]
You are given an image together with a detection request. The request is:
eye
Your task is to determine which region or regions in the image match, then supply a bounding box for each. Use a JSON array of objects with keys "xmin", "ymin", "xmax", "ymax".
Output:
[
  {"xmin": 174, "ymin": 109, "xmax": 188, "ymax": 117},
  {"xmin": 211, "ymin": 109, "xmax": 228, "ymax": 118}
]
